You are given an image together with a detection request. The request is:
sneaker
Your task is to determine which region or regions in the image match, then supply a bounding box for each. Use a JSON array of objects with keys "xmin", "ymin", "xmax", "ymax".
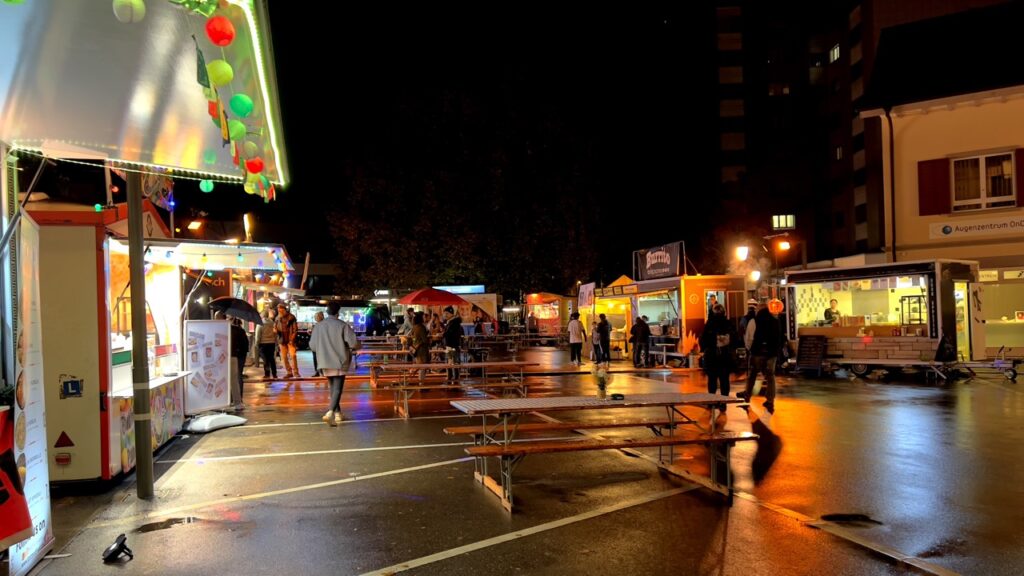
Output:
[
  {"xmin": 322, "ymin": 410, "xmax": 333, "ymax": 424},
  {"xmin": 334, "ymin": 413, "xmax": 344, "ymax": 424},
  {"xmin": 324, "ymin": 410, "xmax": 337, "ymax": 427},
  {"xmin": 763, "ymin": 402, "xmax": 775, "ymax": 413}
]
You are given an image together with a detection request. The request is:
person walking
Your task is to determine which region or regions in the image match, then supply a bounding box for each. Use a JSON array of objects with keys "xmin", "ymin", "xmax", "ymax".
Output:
[
  {"xmin": 567, "ymin": 312, "xmax": 587, "ymax": 366},
  {"xmin": 409, "ymin": 311, "xmax": 430, "ymax": 381},
  {"xmin": 275, "ymin": 303, "xmax": 299, "ymax": 378},
  {"xmin": 309, "ymin": 300, "xmax": 359, "ymax": 426},
  {"xmin": 741, "ymin": 301, "xmax": 782, "ymax": 413},
  {"xmin": 311, "ymin": 311, "xmax": 325, "ymax": 374},
  {"xmin": 699, "ymin": 303, "xmax": 736, "ymax": 406},
  {"xmin": 256, "ymin": 309, "xmax": 278, "ymax": 380}
]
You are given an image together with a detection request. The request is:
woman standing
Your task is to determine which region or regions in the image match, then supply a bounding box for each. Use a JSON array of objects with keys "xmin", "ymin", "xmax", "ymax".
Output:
[
  {"xmin": 699, "ymin": 303, "xmax": 736, "ymax": 404},
  {"xmin": 410, "ymin": 311, "xmax": 430, "ymax": 381},
  {"xmin": 567, "ymin": 313, "xmax": 586, "ymax": 366},
  {"xmin": 256, "ymin": 309, "xmax": 278, "ymax": 379}
]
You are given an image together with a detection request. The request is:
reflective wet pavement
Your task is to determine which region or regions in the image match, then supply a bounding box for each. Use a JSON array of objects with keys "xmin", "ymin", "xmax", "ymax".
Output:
[{"xmin": 34, "ymin": 347, "xmax": 1024, "ymax": 575}]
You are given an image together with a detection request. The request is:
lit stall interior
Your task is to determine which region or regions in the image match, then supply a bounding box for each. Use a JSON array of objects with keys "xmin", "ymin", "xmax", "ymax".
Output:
[
  {"xmin": 794, "ymin": 275, "xmax": 931, "ymax": 337},
  {"xmin": 637, "ymin": 290, "xmax": 681, "ymax": 337}
]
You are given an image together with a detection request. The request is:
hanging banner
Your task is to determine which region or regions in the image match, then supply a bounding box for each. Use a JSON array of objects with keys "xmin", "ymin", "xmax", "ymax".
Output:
[
  {"xmin": 183, "ymin": 320, "xmax": 231, "ymax": 414},
  {"xmin": 578, "ymin": 282, "xmax": 596, "ymax": 308},
  {"xmin": 8, "ymin": 213, "xmax": 54, "ymax": 576},
  {"xmin": 636, "ymin": 243, "xmax": 681, "ymax": 280}
]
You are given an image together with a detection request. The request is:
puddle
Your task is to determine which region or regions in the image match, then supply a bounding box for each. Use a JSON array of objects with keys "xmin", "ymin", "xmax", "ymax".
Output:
[
  {"xmin": 820, "ymin": 513, "xmax": 884, "ymax": 526},
  {"xmin": 919, "ymin": 537, "xmax": 968, "ymax": 558},
  {"xmin": 134, "ymin": 517, "xmax": 201, "ymax": 533}
]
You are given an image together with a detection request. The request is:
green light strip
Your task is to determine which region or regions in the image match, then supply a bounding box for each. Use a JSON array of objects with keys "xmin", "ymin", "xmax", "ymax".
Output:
[{"xmin": 228, "ymin": 0, "xmax": 287, "ymax": 187}]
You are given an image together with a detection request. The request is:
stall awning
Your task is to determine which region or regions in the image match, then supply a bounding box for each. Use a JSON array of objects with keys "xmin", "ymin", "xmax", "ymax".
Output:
[
  {"xmin": 235, "ymin": 279, "xmax": 305, "ymax": 297},
  {"xmin": 110, "ymin": 237, "xmax": 294, "ymax": 272},
  {"xmin": 0, "ymin": 0, "xmax": 287, "ymax": 187}
]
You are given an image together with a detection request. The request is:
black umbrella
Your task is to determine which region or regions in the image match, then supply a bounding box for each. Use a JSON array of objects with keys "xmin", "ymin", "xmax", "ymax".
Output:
[{"xmin": 208, "ymin": 297, "xmax": 263, "ymax": 324}]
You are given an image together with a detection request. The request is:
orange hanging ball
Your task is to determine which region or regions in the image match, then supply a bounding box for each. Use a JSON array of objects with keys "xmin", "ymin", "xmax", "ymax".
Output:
[
  {"xmin": 768, "ymin": 298, "xmax": 784, "ymax": 315},
  {"xmin": 205, "ymin": 16, "xmax": 235, "ymax": 47}
]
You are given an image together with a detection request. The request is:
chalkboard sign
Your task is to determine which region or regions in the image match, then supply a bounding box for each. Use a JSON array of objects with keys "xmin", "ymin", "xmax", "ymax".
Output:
[{"xmin": 796, "ymin": 335, "xmax": 827, "ymax": 376}]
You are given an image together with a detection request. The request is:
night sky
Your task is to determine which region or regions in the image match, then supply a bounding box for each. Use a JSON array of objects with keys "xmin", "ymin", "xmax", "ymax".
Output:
[{"xmin": 173, "ymin": 4, "xmax": 719, "ymax": 286}]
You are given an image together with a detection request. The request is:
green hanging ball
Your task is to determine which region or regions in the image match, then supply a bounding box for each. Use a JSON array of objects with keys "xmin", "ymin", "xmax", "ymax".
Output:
[
  {"xmin": 200, "ymin": 179, "xmax": 215, "ymax": 193},
  {"xmin": 227, "ymin": 119, "xmax": 246, "ymax": 142},
  {"xmin": 3, "ymin": 0, "xmax": 28, "ymax": 5},
  {"xmin": 203, "ymin": 149, "xmax": 218, "ymax": 165},
  {"xmin": 112, "ymin": 0, "xmax": 145, "ymax": 23},
  {"xmin": 229, "ymin": 93, "xmax": 254, "ymax": 118},
  {"xmin": 94, "ymin": 203, "xmax": 103, "ymax": 212},
  {"xmin": 206, "ymin": 59, "xmax": 234, "ymax": 87},
  {"xmin": 243, "ymin": 140, "xmax": 259, "ymax": 159}
]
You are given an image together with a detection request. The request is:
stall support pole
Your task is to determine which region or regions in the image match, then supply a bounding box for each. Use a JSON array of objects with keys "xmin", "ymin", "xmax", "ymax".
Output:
[{"xmin": 128, "ymin": 171, "xmax": 154, "ymax": 499}]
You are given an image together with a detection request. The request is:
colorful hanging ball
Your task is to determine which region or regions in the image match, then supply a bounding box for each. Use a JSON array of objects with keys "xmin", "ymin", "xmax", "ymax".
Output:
[
  {"xmin": 205, "ymin": 15, "xmax": 236, "ymax": 47},
  {"xmin": 243, "ymin": 182, "xmax": 257, "ymax": 195},
  {"xmin": 3, "ymin": 0, "xmax": 27, "ymax": 5},
  {"xmin": 112, "ymin": 0, "xmax": 146, "ymax": 23},
  {"xmin": 203, "ymin": 149, "xmax": 218, "ymax": 165},
  {"xmin": 229, "ymin": 93, "xmax": 254, "ymax": 118},
  {"xmin": 227, "ymin": 119, "xmax": 246, "ymax": 142},
  {"xmin": 206, "ymin": 59, "xmax": 234, "ymax": 87},
  {"xmin": 199, "ymin": 179, "xmax": 215, "ymax": 193},
  {"xmin": 245, "ymin": 157, "xmax": 264, "ymax": 174},
  {"xmin": 243, "ymin": 140, "xmax": 259, "ymax": 159}
]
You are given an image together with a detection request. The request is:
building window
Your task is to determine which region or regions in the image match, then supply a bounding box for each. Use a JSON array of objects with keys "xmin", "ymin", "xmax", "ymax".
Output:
[
  {"xmin": 717, "ymin": 33, "xmax": 742, "ymax": 51},
  {"xmin": 772, "ymin": 214, "xmax": 795, "ymax": 230},
  {"xmin": 719, "ymin": 66, "xmax": 743, "ymax": 84},
  {"xmin": 719, "ymin": 99, "xmax": 745, "ymax": 117},
  {"xmin": 835, "ymin": 146, "xmax": 843, "ymax": 160},
  {"xmin": 829, "ymin": 44, "xmax": 841, "ymax": 63},
  {"xmin": 952, "ymin": 152, "xmax": 1015, "ymax": 212},
  {"xmin": 721, "ymin": 132, "xmax": 746, "ymax": 151}
]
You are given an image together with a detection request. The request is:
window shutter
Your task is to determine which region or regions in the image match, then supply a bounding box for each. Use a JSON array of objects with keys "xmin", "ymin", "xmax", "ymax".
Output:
[
  {"xmin": 1016, "ymin": 149, "xmax": 1024, "ymax": 207},
  {"xmin": 918, "ymin": 158, "xmax": 951, "ymax": 216}
]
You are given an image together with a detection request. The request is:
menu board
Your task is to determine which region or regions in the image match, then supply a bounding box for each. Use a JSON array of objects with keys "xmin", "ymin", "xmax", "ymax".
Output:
[
  {"xmin": 183, "ymin": 320, "xmax": 231, "ymax": 414},
  {"xmin": 7, "ymin": 214, "xmax": 54, "ymax": 576}
]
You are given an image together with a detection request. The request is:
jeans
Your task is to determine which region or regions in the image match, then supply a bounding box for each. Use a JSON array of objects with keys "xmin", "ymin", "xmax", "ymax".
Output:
[
  {"xmin": 633, "ymin": 342, "xmax": 649, "ymax": 367},
  {"xmin": 744, "ymin": 355, "xmax": 777, "ymax": 405},
  {"xmin": 259, "ymin": 343, "xmax": 277, "ymax": 377},
  {"xmin": 280, "ymin": 342, "xmax": 298, "ymax": 375},
  {"xmin": 706, "ymin": 368, "xmax": 730, "ymax": 396},
  {"xmin": 447, "ymin": 348, "xmax": 461, "ymax": 380},
  {"xmin": 327, "ymin": 375, "xmax": 346, "ymax": 412},
  {"xmin": 569, "ymin": 343, "xmax": 583, "ymax": 363}
]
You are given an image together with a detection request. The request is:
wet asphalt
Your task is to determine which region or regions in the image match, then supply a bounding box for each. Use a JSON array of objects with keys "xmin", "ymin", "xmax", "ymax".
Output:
[{"xmin": 30, "ymin": 347, "xmax": 1024, "ymax": 575}]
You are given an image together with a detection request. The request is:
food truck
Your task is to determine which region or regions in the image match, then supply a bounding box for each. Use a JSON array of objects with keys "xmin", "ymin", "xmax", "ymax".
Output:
[{"xmin": 784, "ymin": 259, "xmax": 984, "ymax": 376}]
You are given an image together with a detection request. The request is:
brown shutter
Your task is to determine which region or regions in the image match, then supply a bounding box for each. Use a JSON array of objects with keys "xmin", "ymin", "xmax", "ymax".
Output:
[
  {"xmin": 918, "ymin": 158, "xmax": 951, "ymax": 216},
  {"xmin": 1016, "ymin": 149, "xmax": 1024, "ymax": 207}
]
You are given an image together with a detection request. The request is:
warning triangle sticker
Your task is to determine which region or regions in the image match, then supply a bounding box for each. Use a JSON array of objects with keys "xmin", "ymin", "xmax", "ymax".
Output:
[{"xmin": 54, "ymin": 431, "xmax": 75, "ymax": 448}]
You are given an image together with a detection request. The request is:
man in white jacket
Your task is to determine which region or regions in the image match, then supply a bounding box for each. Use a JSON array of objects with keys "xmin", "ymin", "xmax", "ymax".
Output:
[{"xmin": 309, "ymin": 300, "xmax": 360, "ymax": 425}]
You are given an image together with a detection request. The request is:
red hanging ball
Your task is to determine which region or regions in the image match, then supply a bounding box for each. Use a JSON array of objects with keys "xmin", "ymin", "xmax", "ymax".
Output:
[
  {"xmin": 245, "ymin": 157, "xmax": 264, "ymax": 174},
  {"xmin": 205, "ymin": 16, "xmax": 236, "ymax": 47}
]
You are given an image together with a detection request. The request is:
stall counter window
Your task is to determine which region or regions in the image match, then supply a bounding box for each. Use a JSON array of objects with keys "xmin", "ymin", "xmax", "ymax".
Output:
[{"xmin": 794, "ymin": 275, "xmax": 931, "ymax": 338}]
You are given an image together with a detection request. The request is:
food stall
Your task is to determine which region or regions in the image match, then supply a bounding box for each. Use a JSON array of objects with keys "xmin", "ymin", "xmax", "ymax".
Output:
[
  {"xmin": 524, "ymin": 292, "xmax": 570, "ymax": 337},
  {"xmin": 27, "ymin": 198, "xmax": 294, "ymax": 482},
  {"xmin": 586, "ymin": 275, "xmax": 748, "ymax": 359},
  {"xmin": 785, "ymin": 259, "xmax": 983, "ymax": 375}
]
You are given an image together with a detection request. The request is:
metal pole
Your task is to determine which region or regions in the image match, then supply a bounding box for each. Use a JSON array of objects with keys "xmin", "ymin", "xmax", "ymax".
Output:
[{"xmin": 127, "ymin": 171, "xmax": 154, "ymax": 499}]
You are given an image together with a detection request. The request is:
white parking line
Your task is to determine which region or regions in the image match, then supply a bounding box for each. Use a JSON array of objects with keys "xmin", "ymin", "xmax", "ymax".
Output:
[
  {"xmin": 358, "ymin": 485, "xmax": 699, "ymax": 576},
  {"xmin": 237, "ymin": 414, "xmax": 468, "ymax": 429},
  {"xmin": 87, "ymin": 457, "xmax": 474, "ymax": 529}
]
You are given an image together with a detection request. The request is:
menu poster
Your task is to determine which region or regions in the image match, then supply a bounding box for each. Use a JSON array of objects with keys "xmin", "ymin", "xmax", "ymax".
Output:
[
  {"xmin": 8, "ymin": 214, "xmax": 54, "ymax": 576},
  {"xmin": 184, "ymin": 320, "xmax": 231, "ymax": 414}
]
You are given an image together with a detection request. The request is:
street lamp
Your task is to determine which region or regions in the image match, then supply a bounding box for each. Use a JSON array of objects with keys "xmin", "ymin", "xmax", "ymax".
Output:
[{"xmin": 735, "ymin": 246, "xmax": 749, "ymax": 261}]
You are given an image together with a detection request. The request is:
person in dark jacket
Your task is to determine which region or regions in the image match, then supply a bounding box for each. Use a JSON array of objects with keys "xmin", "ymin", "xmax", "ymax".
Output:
[
  {"xmin": 442, "ymin": 306, "xmax": 463, "ymax": 380},
  {"xmin": 630, "ymin": 316, "xmax": 651, "ymax": 368},
  {"xmin": 699, "ymin": 304, "xmax": 736, "ymax": 401},
  {"xmin": 596, "ymin": 314, "xmax": 612, "ymax": 365},
  {"xmin": 229, "ymin": 317, "xmax": 249, "ymax": 410},
  {"xmin": 740, "ymin": 303, "xmax": 781, "ymax": 412}
]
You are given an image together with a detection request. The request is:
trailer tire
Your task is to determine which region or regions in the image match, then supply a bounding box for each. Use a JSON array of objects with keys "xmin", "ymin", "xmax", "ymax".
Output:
[
  {"xmin": 1003, "ymin": 368, "xmax": 1017, "ymax": 381},
  {"xmin": 850, "ymin": 363, "xmax": 872, "ymax": 377}
]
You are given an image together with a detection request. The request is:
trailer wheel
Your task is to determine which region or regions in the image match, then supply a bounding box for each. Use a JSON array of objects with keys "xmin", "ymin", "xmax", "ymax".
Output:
[
  {"xmin": 850, "ymin": 363, "xmax": 872, "ymax": 377},
  {"xmin": 1004, "ymin": 368, "xmax": 1017, "ymax": 381}
]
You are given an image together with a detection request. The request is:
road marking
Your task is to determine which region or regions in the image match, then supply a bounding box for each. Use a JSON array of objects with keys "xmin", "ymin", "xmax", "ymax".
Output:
[
  {"xmin": 87, "ymin": 457, "xmax": 474, "ymax": 529},
  {"xmin": 235, "ymin": 413, "xmax": 468, "ymax": 429},
  {"xmin": 358, "ymin": 485, "xmax": 699, "ymax": 576}
]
